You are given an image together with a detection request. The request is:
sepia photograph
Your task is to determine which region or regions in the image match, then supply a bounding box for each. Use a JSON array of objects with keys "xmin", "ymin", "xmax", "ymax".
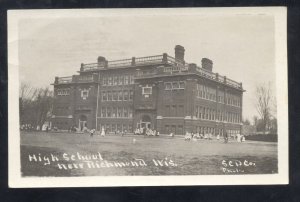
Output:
[{"xmin": 8, "ymin": 7, "xmax": 288, "ymax": 187}]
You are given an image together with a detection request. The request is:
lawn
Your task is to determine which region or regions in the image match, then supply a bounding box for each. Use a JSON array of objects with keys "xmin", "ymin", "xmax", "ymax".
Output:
[{"xmin": 20, "ymin": 131, "xmax": 278, "ymax": 177}]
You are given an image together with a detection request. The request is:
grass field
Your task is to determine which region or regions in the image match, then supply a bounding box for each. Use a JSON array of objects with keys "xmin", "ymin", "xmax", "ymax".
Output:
[{"xmin": 20, "ymin": 131, "xmax": 278, "ymax": 177}]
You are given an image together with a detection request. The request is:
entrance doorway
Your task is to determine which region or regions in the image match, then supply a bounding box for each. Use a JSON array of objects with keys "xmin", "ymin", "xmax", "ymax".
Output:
[
  {"xmin": 79, "ymin": 115, "xmax": 87, "ymax": 131},
  {"xmin": 137, "ymin": 115, "xmax": 151, "ymax": 129}
]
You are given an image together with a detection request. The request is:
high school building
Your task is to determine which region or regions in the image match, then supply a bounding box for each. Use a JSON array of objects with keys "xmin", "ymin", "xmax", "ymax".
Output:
[{"xmin": 52, "ymin": 45, "xmax": 245, "ymax": 136}]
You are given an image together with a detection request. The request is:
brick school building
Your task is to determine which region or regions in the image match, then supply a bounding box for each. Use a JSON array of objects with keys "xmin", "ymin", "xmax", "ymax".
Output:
[{"xmin": 51, "ymin": 45, "xmax": 245, "ymax": 136}]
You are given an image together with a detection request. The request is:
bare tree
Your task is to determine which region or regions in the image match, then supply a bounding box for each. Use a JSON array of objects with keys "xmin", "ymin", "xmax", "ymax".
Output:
[
  {"xmin": 19, "ymin": 82, "xmax": 53, "ymax": 130},
  {"xmin": 255, "ymin": 82, "xmax": 272, "ymax": 134}
]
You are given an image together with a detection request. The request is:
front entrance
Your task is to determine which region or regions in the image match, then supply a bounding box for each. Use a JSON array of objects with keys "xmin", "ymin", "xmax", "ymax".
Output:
[
  {"xmin": 78, "ymin": 115, "xmax": 87, "ymax": 131},
  {"xmin": 137, "ymin": 115, "xmax": 151, "ymax": 129}
]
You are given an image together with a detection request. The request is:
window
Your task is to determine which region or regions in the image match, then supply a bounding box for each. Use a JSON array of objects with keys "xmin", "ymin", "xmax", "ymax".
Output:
[
  {"xmin": 112, "ymin": 124, "xmax": 116, "ymax": 132},
  {"xmin": 124, "ymin": 75, "xmax": 129, "ymax": 85},
  {"xmin": 118, "ymin": 75, "xmax": 123, "ymax": 85},
  {"xmin": 107, "ymin": 91, "xmax": 112, "ymax": 101},
  {"xmin": 107, "ymin": 107, "xmax": 111, "ymax": 117},
  {"xmin": 129, "ymin": 90, "xmax": 134, "ymax": 101},
  {"xmin": 179, "ymin": 81, "xmax": 185, "ymax": 89},
  {"xmin": 102, "ymin": 77, "xmax": 107, "ymax": 86},
  {"xmin": 165, "ymin": 105, "xmax": 170, "ymax": 116},
  {"xmin": 123, "ymin": 108, "xmax": 128, "ymax": 117},
  {"xmin": 117, "ymin": 124, "xmax": 122, "ymax": 132},
  {"xmin": 142, "ymin": 85, "xmax": 152, "ymax": 95},
  {"xmin": 112, "ymin": 107, "xmax": 117, "ymax": 117},
  {"xmin": 128, "ymin": 124, "xmax": 133, "ymax": 132},
  {"xmin": 172, "ymin": 82, "xmax": 179, "ymax": 89},
  {"xmin": 165, "ymin": 125, "xmax": 170, "ymax": 133},
  {"xmin": 123, "ymin": 124, "xmax": 127, "ymax": 132},
  {"xmin": 113, "ymin": 91, "xmax": 118, "ymax": 101},
  {"xmin": 177, "ymin": 125, "xmax": 183, "ymax": 135},
  {"xmin": 108, "ymin": 76, "xmax": 113, "ymax": 86},
  {"xmin": 129, "ymin": 75, "xmax": 135, "ymax": 84},
  {"xmin": 128, "ymin": 107, "xmax": 133, "ymax": 118},
  {"xmin": 114, "ymin": 76, "xmax": 118, "ymax": 86},
  {"xmin": 164, "ymin": 67, "xmax": 172, "ymax": 72},
  {"xmin": 171, "ymin": 105, "xmax": 176, "ymax": 117},
  {"xmin": 178, "ymin": 105, "xmax": 184, "ymax": 116},
  {"xmin": 106, "ymin": 124, "xmax": 110, "ymax": 132},
  {"xmin": 118, "ymin": 91, "xmax": 123, "ymax": 101},
  {"xmin": 57, "ymin": 89, "xmax": 70, "ymax": 96},
  {"xmin": 123, "ymin": 90, "xmax": 129, "ymax": 101},
  {"xmin": 165, "ymin": 82, "xmax": 172, "ymax": 90},
  {"xmin": 199, "ymin": 107, "xmax": 202, "ymax": 119},
  {"xmin": 81, "ymin": 89, "xmax": 89, "ymax": 100},
  {"xmin": 118, "ymin": 107, "xmax": 122, "ymax": 117},
  {"xmin": 101, "ymin": 107, "xmax": 106, "ymax": 117},
  {"xmin": 102, "ymin": 91, "xmax": 107, "ymax": 101}
]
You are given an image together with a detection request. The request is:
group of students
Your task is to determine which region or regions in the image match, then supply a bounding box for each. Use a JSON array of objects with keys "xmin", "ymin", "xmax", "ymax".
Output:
[
  {"xmin": 183, "ymin": 131, "xmax": 246, "ymax": 143},
  {"xmin": 134, "ymin": 127, "xmax": 160, "ymax": 136}
]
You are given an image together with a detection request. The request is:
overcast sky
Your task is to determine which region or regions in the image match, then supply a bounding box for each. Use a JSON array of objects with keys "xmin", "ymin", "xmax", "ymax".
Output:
[{"xmin": 18, "ymin": 11, "xmax": 276, "ymax": 121}]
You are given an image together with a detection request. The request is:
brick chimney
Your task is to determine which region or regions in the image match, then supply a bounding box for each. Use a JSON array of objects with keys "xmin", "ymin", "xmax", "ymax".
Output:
[
  {"xmin": 201, "ymin": 58, "xmax": 213, "ymax": 71},
  {"xmin": 175, "ymin": 45, "xmax": 185, "ymax": 61},
  {"xmin": 98, "ymin": 56, "xmax": 108, "ymax": 68}
]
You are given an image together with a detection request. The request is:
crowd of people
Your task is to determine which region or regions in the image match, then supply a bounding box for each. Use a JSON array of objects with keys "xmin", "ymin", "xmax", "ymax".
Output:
[
  {"xmin": 183, "ymin": 131, "xmax": 246, "ymax": 143},
  {"xmin": 134, "ymin": 127, "xmax": 160, "ymax": 136}
]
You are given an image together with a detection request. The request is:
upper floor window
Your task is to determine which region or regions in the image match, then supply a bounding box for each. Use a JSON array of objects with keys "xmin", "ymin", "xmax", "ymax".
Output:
[
  {"xmin": 124, "ymin": 75, "xmax": 129, "ymax": 85},
  {"xmin": 108, "ymin": 77, "xmax": 113, "ymax": 86},
  {"xmin": 102, "ymin": 77, "xmax": 107, "ymax": 86},
  {"xmin": 113, "ymin": 76, "xmax": 118, "ymax": 86},
  {"xmin": 142, "ymin": 85, "xmax": 152, "ymax": 95},
  {"xmin": 57, "ymin": 88, "xmax": 70, "ymax": 96}
]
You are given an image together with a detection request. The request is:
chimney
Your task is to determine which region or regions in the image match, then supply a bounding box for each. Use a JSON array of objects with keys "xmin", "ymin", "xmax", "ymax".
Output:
[
  {"xmin": 98, "ymin": 56, "xmax": 108, "ymax": 68},
  {"xmin": 175, "ymin": 45, "xmax": 185, "ymax": 61},
  {"xmin": 201, "ymin": 58, "xmax": 213, "ymax": 71}
]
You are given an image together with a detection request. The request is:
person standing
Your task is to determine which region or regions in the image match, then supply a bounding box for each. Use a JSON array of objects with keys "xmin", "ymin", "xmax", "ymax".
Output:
[{"xmin": 101, "ymin": 127, "xmax": 106, "ymax": 137}]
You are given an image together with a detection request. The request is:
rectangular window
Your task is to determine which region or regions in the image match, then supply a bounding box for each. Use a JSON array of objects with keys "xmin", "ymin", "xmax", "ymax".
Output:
[
  {"xmin": 118, "ymin": 107, "xmax": 122, "ymax": 117},
  {"xmin": 165, "ymin": 105, "xmax": 170, "ymax": 116},
  {"xmin": 112, "ymin": 107, "xmax": 117, "ymax": 117},
  {"xmin": 142, "ymin": 86, "xmax": 152, "ymax": 95},
  {"xmin": 102, "ymin": 91, "xmax": 107, "ymax": 101},
  {"xmin": 123, "ymin": 124, "xmax": 127, "ymax": 132},
  {"xmin": 117, "ymin": 124, "xmax": 122, "ymax": 132},
  {"xmin": 106, "ymin": 124, "xmax": 110, "ymax": 132},
  {"xmin": 101, "ymin": 107, "xmax": 106, "ymax": 117},
  {"xmin": 102, "ymin": 77, "xmax": 107, "ymax": 86},
  {"xmin": 108, "ymin": 77, "xmax": 113, "ymax": 86},
  {"xmin": 178, "ymin": 105, "xmax": 184, "ymax": 116},
  {"xmin": 118, "ymin": 90, "xmax": 123, "ymax": 101},
  {"xmin": 129, "ymin": 90, "xmax": 134, "ymax": 101},
  {"xmin": 130, "ymin": 75, "xmax": 135, "ymax": 84},
  {"xmin": 165, "ymin": 82, "xmax": 172, "ymax": 90},
  {"xmin": 128, "ymin": 107, "xmax": 133, "ymax": 118},
  {"xmin": 177, "ymin": 125, "xmax": 183, "ymax": 135},
  {"xmin": 113, "ymin": 91, "xmax": 118, "ymax": 101},
  {"xmin": 172, "ymin": 82, "xmax": 179, "ymax": 89},
  {"xmin": 123, "ymin": 90, "xmax": 129, "ymax": 101},
  {"xmin": 118, "ymin": 75, "xmax": 123, "ymax": 85},
  {"xmin": 124, "ymin": 75, "xmax": 129, "ymax": 85},
  {"xmin": 179, "ymin": 81, "xmax": 185, "ymax": 89},
  {"xmin": 199, "ymin": 106, "xmax": 202, "ymax": 119},
  {"xmin": 107, "ymin": 107, "xmax": 111, "ymax": 117},
  {"xmin": 165, "ymin": 125, "xmax": 170, "ymax": 133},
  {"xmin": 128, "ymin": 124, "xmax": 133, "ymax": 133},
  {"xmin": 123, "ymin": 108, "xmax": 128, "ymax": 117},
  {"xmin": 113, "ymin": 76, "xmax": 118, "ymax": 86},
  {"xmin": 171, "ymin": 105, "xmax": 176, "ymax": 117},
  {"xmin": 107, "ymin": 91, "xmax": 112, "ymax": 101},
  {"xmin": 112, "ymin": 124, "xmax": 116, "ymax": 132}
]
